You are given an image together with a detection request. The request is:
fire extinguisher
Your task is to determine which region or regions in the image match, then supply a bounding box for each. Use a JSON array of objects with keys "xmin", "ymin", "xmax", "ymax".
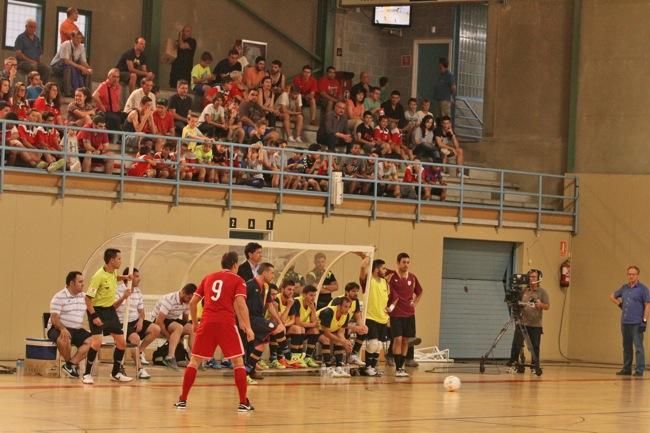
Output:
[{"xmin": 560, "ymin": 260, "xmax": 571, "ymax": 288}]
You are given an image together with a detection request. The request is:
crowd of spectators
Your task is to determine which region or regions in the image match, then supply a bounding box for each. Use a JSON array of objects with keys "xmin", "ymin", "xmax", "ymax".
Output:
[{"xmin": 0, "ymin": 12, "xmax": 466, "ymax": 202}]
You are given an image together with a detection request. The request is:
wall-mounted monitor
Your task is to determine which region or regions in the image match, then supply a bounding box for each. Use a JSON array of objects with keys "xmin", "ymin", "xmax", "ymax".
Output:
[{"xmin": 373, "ymin": 6, "xmax": 411, "ymax": 27}]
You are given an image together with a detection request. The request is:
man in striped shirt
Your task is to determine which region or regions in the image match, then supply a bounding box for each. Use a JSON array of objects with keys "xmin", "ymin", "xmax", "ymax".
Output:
[
  {"xmin": 48, "ymin": 271, "xmax": 93, "ymax": 379},
  {"xmin": 115, "ymin": 268, "xmax": 161, "ymax": 379},
  {"xmin": 152, "ymin": 284, "xmax": 197, "ymax": 369}
]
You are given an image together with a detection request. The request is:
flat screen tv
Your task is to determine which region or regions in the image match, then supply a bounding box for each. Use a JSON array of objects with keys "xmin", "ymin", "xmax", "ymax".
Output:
[{"xmin": 373, "ymin": 6, "xmax": 412, "ymax": 27}]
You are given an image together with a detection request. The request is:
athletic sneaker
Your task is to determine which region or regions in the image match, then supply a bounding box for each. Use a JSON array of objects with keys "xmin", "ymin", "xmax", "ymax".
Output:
[
  {"xmin": 395, "ymin": 368, "xmax": 409, "ymax": 377},
  {"xmin": 174, "ymin": 400, "xmax": 187, "ymax": 409},
  {"xmin": 62, "ymin": 363, "xmax": 79, "ymax": 378},
  {"xmin": 295, "ymin": 137, "xmax": 304, "ymax": 143},
  {"xmin": 110, "ymin": 372, "xmax": 134, "ymax": 382},
  {"xmin": 365, "ymin": 366, "xmax": 378, "ymax": 376},
  {"xmin": 47, "ymin": 159, "xmax": 66, "ymax": 173},
  {"xmin": 238, "ymin": 398, "xmax": 255, "ymax": 412},
  {"xmin": 206, "ymin": 358, "xmax": 221, "ymax": 369},
  {"xmin": 303, "ymin": 357, "xmax": 319, "ymax": 368},
  {"xmin": 140, "ymin": 353, "xmax": 150, "ymax": 365},
  {"xmin": 270, "ymin": 359, "xmax": 286, "ymax": 369},
  {"xmin": 221, "ymin": 359, "xmax": 233, "ymax": 369},
  {"xmin": 81, "ymin": 374, "xmax": 94, "ymax": 384},
  {"xmin": 36, "ymin": 161, "xmax": 48, "ymax": 169},
  {"xmin": 349, "ymin": 354, "xmax": 366, "ymax": 366},
  {"xmin": 137, "ymin": 368, "xmax": 151, "ymax": 379},
  {"xmin": 246, "ymin": 375, "xmax": 258, "ymax": 385},
  {"xmin": 163, "ymin": 357, "xmax": 179, "ymax": 370},
  {"xmin": 331, "ymin": 366, "xmax": 351, "ymax": 378},
  {"xmin": 257, "ymin": 359, "xmax": 269, "ymax": 370},
  {"xmin": 405, "ymin": 359, "xmax": 419, "ymax": 368},
  {"xmin": 288, "ymin": 136, "xmax": 296, "ymax": 142}
]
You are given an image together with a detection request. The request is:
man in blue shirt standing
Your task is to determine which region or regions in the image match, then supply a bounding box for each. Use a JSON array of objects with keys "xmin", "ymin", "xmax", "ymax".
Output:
[
  {"xmin": 14, "ymin": 18, "xmax": 50, "ymax": 82},
  {"xmin": 433, "ymin": 57, "xmax": 455, "ymax": 118},
  {"xmin": 610, "ymin": 265, "xmax": 650, "ymax": 376}
]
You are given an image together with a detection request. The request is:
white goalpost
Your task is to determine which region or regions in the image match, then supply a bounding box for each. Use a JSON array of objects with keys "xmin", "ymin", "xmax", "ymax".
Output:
[{"xmin": 81, "ymin": 232, "xmax": 376, "ymax": 338}]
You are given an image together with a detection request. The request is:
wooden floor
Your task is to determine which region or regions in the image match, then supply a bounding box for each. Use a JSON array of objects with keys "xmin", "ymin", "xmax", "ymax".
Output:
[{"xmin": 1, "ymin": 362, "xmax": 649, "ymax": 433}]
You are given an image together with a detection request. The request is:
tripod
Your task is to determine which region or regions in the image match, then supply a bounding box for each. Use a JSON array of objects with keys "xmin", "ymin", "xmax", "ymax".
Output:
[{"xmin": 479, "ymin": 303, "xmax": 542, "ymax": 376}]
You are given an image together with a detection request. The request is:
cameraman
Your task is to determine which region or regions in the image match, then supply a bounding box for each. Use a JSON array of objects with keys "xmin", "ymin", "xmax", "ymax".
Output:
[
  {"xmin": 609, "ymin": 265, "xmax": 650, "ymax": 377},
  {"xmin": 507, "ymin": 269, "xmax": 550, "ymax": 374}
]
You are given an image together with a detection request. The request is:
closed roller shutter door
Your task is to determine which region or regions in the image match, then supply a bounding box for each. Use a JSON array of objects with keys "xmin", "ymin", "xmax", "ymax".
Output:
[{"xmin": 439, "ymin": 239, "xmax": 515, "ymax": 359}]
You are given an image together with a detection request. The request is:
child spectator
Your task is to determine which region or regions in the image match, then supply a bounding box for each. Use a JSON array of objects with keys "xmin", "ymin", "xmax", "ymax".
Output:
[
  {"xmin": 40, "ymin": 111, "xmax": 66, "ymax": 172},
  {"xmin": 356, "ymin": 110, "xmax": 376, "ymax": 154},
  {"xmin": 10, "ymin": 81, "xmax": 29, "ymax": 120},
  {"xmin": 25, "ymin": 71, "xmax": 43, "ymax": 100},
  {"xmin": 276, "ymin": 86, "xmax": 304, "ymax": 142},
  {"xmin": 127, "ymin": 141, "xmax": 156, "ymax": 177},
  {"xmin": 191, "ymin": 51, "xmax": 215, "ymax": 96},
  {"xmin": 194, "ymin": 139, "xmax": 214, "ymax": 182},
  {"xmin": 198, "ymin": 94, "xmax": 227, "ymax": 138},
  {"xmin": 154, "ymin": 141, "xmax": 177, "ymax": 179},
  {"xmin": 181, "ymin": 112, "xmax": 205, "ymax": 152}
]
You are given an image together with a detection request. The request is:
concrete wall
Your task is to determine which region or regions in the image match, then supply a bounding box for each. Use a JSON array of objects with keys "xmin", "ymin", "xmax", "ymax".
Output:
[
  {"xmin": 0, "ymin": 191, "xmax": 570, "ymax": 361},
  {"xmin": 568, "ymin": 174, "xmax": 650, "ymax": 363},
  {"xmin": 574, "ymin": 0, "xmax": 650, "ymax": 174},
  {"xmin": 0, "ymin": 0, "xmax": 143, "ymax": 83},
  {"xmin": 333, "ymin": 5, "xmax": 454, "ymax": 97}
]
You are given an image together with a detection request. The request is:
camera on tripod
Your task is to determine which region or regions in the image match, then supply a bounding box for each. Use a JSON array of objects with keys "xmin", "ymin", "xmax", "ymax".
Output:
[{"xmin": 504, "ymin": 273, "xmax": 529, "ymax": 306}]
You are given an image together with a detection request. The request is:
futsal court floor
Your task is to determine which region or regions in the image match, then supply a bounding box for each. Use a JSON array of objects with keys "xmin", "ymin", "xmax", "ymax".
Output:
[{"xmin": 1, "ymin": 361, "xmax": 648, "ymax": 433}]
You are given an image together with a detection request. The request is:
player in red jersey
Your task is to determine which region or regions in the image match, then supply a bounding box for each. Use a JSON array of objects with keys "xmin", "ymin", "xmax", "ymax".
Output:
[{"xmin": 174, "ymin": 251, "xmax": 255, "ymax": 412}]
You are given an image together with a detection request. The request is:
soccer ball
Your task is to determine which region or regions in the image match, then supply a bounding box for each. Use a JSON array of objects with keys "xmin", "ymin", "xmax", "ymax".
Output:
[{"xmin": 443, "ymin": 375, "xmax": 461, "ymax": 392}]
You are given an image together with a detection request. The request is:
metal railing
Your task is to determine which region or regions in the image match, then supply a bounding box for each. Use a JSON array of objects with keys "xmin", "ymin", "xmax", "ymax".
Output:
[{"xmin": 0, "ymin": 119, "xmax": 579, "ymax": 233}]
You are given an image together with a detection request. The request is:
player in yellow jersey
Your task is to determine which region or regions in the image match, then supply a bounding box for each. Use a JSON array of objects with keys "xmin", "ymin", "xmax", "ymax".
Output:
[
  {"xmin": 359, "ymin": 256, "xmax": 390, "ymax": 376},
  {"xmin": 328, "ymin": 282, "xmax": 368, "ymax": 367},
  {"xmin": 84, "ymin": 248, "xmax": 133, "ymax": 384},
  {"xmin": 287, "ymin": 285, "xmax": 320, "ymax": 367},
  {"xmin": 318, "ymin": 297, "xmax": 353, "ymax": 377}
]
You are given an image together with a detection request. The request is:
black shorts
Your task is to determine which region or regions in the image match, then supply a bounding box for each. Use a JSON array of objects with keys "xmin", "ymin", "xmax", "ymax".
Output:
[
  {"xmin": 88, "ymin": 306, "xmax": 123, "ymax": 335},
  {"xmin": 163, "ymin": 318, "xmax": 188, "ymax": 330},
  {"xmin": 127, "ymin": 319, "xmax": 153, "ymax": 339},
  {"xmin": 366, "ymin": 319, "xmax": 390, "ymax": 341},
  {"xmin": 250, "ymin": 316, "xmax": 275, "ymax": 344},
  {"xmin": 47, "ymin": 327, "xmax": 92, "ymax": 348},
  {"xmin": 389, "ymin": 316, "xmax": 416, "ymax": 338}
]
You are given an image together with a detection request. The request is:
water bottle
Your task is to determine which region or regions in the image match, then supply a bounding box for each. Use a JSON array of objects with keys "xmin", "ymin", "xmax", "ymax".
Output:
[{"xmin": 16, "ymin": 359, "xmax": 24, "ymax": 376}]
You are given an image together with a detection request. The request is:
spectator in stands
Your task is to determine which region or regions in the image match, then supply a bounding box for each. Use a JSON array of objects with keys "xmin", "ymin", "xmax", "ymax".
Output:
[
  {"xmin": 381, "ymin": 91, "xmax": 406, "ymax": 129},
  {"xmin": 50, "ymin": 32, "xmax": 92, "ymax": 97},
  {"xmin": 317, "ymin": 101, "xmax": 351, "ymax": 153},
  {"xmin": 364, "ymin": 86, "xmax": 382, "ymax": 118},
  {"xmin": 40, "ymin": 111, "xmax": 66, "ymax": 172},
  {"xmin": 258, "ymin": 76, "xmax": 279, "ymax": 127},
  {"xmin": 239, "ymin": 88, "xmax": 279, "ymax": 144},
  {"xmin": 213, "ymin": 49, "xmax": 242, "ymax": 83},
  {"xmin": 351, "ymin": 71, "xmax": 371, "ymax": 96},
  {"xmin": 47, "ymin": 271, "xmax": 93, "ymax": 379},
  {"xmin": 169, "ymin": 25, "xmax": 196, "ymax": 88},
  {"xmin": 92, "ymin": 68, "xmax": 123, "ymax": 132},
  {"xmin": 154, "ymin": 142, "xmax": 177, "ymax": 179},
  {"xmin": 0, "ymin": 101, "xmax": 12, "ymax": 119},
  {"xmin": 293, "ymin": 65, "xmax": 318, "ymax": 126},
  {"xmin": 59, "ymin": 8, "xmax": 81, "ymax": 43},
  {"xmin": 124, "ymin": 77, "xmax": 156, "ymax": 113},
  {"xmin": 152, "ymin": 99, "xmax": 174, "ymax": 151},
  {"xmin": 169, "ymin": 80, "xmax": 193, "ymax": 135},
  {"xmin": 10, "ymin": 81, "xmax": 29, "ymax": 120},
  {"xmin": 433, "ymin": 57, "xmax": 456, "ymax": 117},
  {"xmin": 269, "ymin": 60, "xmax": 285, "ymax": 97},
  {"xmin": 127, "ymin": 141, "xmax": 156, "ymax": 178},
  {"xmin": 243, "ymin": 56, "xmax": 266, "ymax": 90},
  {"xmin": 404, "ymin": 98, "xmax": 419, "ymax": 138},
  {"xmin": 198, "ymin": 94, "xmax": 226, "ymax": 138},
  {"xmin": 346, "ymin": 87, "xmax": 366, "ymax": 131},
  {"xmin": 378, "ymin": 157, "xmax": 400, "ymax": 198},
  {"xmin": 412, "ymin": 115, "xmax": 438, "ymax": 163},
  {"xmin": 373, "ymin": 115, "xmax": 392, "ymax": 156},
  {"xmin": 15, "ymin": 19, "xmax": 50, "ymax": 82},
  {"xmin": 124, "ymin": 95, "xmax": 156, "ymax": 137},
  {"xmin": 318, "ymin": 66, "xmax": 342, "ymax": 113},
  {"xmin": 276, "ymin": 86, "xmax": 304, "ymax": 143},
  {"xmin": 33, "ymin": 82, "xmax": 62, "ymax": 125},
  {"xmin": 415, "ymin": 99, "xmax": 433, "ymax": 125},
  {"xmin": 341, "ymin": 142, "xmax": 366, "ymax": 194},
  {"xmin": 1, "ymin": 57, "xmax": 18, "ymax": 86},
  {"xmin": 151, "ymin": 284, "xmax": 197, "ymax": 370},
  {"xmin": 191, "ymin": 51, "xmax": 215, "ymax": 97},
  {"xmin": 10, "ymin": 109, "xmax": 47, "ymax": 169},
  {"xmin": 67, "ymin": 87, "xmax": 95, "ymax": 127},
  {"xmin": 116, "ymin": 37, "xmax": 155, "ymax": 93},
  {"xmin": 182, "ymin": 111, "xmax": 205, "ymax": 152},
  {"xmin": 25, "ymin": 71, "xmax": 42, "ymax": 101},
  {"xmin": 0, "ymin": 79, "xmax": 9, "ymax": 103},
  {"xmin": 435, "ymin": 115, "xmax": 466, "ymax": 177},
  {"xmin": 378, "ymin": 76, "xmax": 389, "ymax": 103},
  {"xmin": 77, "ymin": 115, "xmax": 113, "ymax": 174},
  {"xmin": 356, "ymin": 111, "xmax": 376, "ymax": 154}
]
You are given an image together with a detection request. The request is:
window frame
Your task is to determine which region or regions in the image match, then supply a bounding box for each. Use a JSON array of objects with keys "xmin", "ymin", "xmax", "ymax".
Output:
[
  {"xmin": 54, "ymin": 6, "xmax": 93, "ymax": 60},
  {"xmin": 2, "ymin": 0, "xmax": 46, "ymax": 50}
]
